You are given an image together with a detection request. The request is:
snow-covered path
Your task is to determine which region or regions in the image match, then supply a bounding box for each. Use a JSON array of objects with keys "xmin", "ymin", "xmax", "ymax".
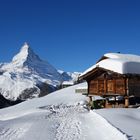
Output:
[
  {"xmin": 0, "ymin": 83, "xmax": 135, "ymax": 140},
  {"xmin": 0, "ymin": 104, "xmax": 128, "ymax": 140}
]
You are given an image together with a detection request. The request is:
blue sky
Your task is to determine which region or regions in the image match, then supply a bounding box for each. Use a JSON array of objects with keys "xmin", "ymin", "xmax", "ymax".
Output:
[{"xmin": 0, "ymin": 0, "xmax": 140, "ymax": 72}]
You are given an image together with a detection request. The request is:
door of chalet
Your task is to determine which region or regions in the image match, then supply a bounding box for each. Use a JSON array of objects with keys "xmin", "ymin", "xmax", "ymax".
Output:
[
  {"xmin": 98, "ymin": 80, "xmax": 105, "ymax": 95},
  {"xmin": 107, "ymin": 80, "xmax": 115, "ymax": 94}
]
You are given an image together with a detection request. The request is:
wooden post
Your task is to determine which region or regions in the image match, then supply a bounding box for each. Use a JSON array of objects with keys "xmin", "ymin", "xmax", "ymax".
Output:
[
  {"xmin": 88, "ymin": 96, "xmax": 93, "ymax": 109},
  {"xmin": 104, "ymin": 79, "xmax": 107, "ymax": 95},
  {"xmin": 125, "ymin": 96, "xmax": 129, "ymax": 108},
  {"xmin": 126, "ymin": 78, "xmax": 129, "ymax": 96},
  {"xmin": 89, "ymin": 96, "xmax": 93, "ymax": 106},
  {"xmin": 105, "ymin": 99, "xmax": 108, "ymax": 108},
  {"xmin": 113, "ymin": 79, "xmax": 116, "ymax": 94},
  {"xmin": 97, "ymin": 80, "xmax": 99, "ymax": 95},
  {"xmin": 125, "ymin": 78, "xmax": 129, "ymax": 96},
  {"xmin": 89, "ymin": 96, "xmax": 92, "ymax": 102},
  {"xmin": 88, "ymin": 81, "xmax": 90, "ymax": 95}
]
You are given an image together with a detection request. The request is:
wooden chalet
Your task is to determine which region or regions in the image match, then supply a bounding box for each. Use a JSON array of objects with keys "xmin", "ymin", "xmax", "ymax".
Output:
[{"xmin": 80, "ymin": 53, "xmax": 140, "ymax": 108}]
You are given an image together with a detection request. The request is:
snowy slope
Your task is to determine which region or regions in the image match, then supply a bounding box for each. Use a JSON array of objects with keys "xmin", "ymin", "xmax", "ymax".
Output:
[
  {"xmin": 0, "ymin": 83, "xmax": 137, "ymax": 140},
  {"xmin": 96, "ymin": 108, "xmax": 140, "ymax": 140},
  {"xmin": 0, "ymin": 43, "xmax": 79, "ymax": 100}
]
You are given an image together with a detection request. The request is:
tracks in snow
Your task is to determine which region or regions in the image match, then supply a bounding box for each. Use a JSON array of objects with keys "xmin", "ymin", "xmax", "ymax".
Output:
[
  {"xmin": 0, "ymin": 104, "xmax": 132, "ymax": 140},
  {"xmin": 0, "ymin": 123, "xmax": 31, "ymax": 140},
  {"xmin": 40, "ymin": 104, "xmax": 88, "ymax": 140}
]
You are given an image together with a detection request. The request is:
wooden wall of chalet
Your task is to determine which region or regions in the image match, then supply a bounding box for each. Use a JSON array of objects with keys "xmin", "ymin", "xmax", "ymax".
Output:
[
  {"xmin": 88, "ymin": 72, "xmax": 126, "ymax": 96},
  {"xmin": 128, "ymin": 77, "xmax": 140, "ymax": 97}
]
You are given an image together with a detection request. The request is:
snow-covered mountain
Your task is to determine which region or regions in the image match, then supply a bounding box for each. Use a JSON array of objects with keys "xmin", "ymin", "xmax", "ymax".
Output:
[
  {"xmin": 0, "ymin": 43, "xmax": 79, "ymax": 100},
  {"xmin": 58, "ymin": 70, "xmax": 81, "ymax": 82}
]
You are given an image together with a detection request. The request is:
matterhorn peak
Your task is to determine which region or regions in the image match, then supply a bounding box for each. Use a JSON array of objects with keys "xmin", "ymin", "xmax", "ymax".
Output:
[
  {"xmin": 12, "ymin": 42, "xmax": 41, "ymax": 67},
  {"xmin": 0, "ymin": 43, "xmax": 77, "ymax": 101},
  {"xmin": 17, "ymin": 42, "xmax": 32, "ymax": 56},
  {"xmin": 21, "ymin": 42, "xmax": 30, "ymax": 50},
  {"xmin": 17, "ymin": 42, "xmax": 31, "ymax": 56}
]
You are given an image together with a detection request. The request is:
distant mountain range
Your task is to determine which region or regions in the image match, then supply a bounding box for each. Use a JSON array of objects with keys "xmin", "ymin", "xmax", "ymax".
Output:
[{"xmin": 0, "ymin": 43, "xmax": 80, "ymax": 101}]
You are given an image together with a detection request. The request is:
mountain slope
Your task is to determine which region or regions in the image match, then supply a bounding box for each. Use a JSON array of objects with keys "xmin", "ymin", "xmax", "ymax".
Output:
[
  {"xmin": 0, "ymin": 83, "xmax": 131, "ymax": 140},
  {"xmin": 0, "ymin": 43, "xmax": 76, "ymax": 100},
  {"xmin": 58, "ymin": 70, "xmax": 81, "ymax": 82}
]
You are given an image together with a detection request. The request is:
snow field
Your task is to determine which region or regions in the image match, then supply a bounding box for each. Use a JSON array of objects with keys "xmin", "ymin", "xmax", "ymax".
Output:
[{"xmin": 0, "ymin": 83, "xmax": 138, "ymax": 140}]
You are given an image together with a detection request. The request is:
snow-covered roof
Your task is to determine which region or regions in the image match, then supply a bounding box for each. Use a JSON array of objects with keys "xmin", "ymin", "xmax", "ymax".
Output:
[{"xmin": 81, "ymin": 53, "xmax": 140, "ymax": 77}]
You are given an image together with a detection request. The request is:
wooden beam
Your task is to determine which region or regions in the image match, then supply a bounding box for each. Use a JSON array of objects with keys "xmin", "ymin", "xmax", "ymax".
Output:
[
  {"xmin": 125, "ymin": 78, "xmax": 129, "ymax": 96},
  {"xmin": 97, "ymin": 80, "xmax": 99, "ymax": 95},
  {"xmin": 125, "ymin": 96, "xmax": 129, "ymax": 108},
  {"xmin": 104, "ymin": 79, "xmax": 107, "ymax": 95},
  {"xmin": 113, "ymin": 79, "xmax": 116, "ymax": 94}
]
